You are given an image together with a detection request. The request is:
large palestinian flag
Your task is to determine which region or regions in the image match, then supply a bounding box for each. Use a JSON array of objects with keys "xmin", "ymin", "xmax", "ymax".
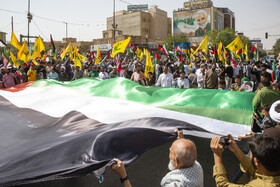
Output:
[{"xmin": 0, "ymin": 78, "xmax": 254, "ymax": 185}]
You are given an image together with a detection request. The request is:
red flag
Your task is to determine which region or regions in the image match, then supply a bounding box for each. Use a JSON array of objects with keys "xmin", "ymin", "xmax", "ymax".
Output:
[
  {"xmin": 251, "ymin": 45, "xmax": 255, "ymax": 52},
  {"xmin": 186, "ymin": 45, "xmax": 189, "ymax": 54},
  {"xmin": 155, "ymin": 52, "xmax": 160, "ymax": 63},
  {"xmin": 91, "ymin": 52, "xmax": 96, "ymax": 59},
  {"xmin": 179, "ymin": 50, "xmax": 183, "ymax": 62},
  {"xmin": 50, "ymin": 34, "xmax": 56, "ymax": 54},
  {"xmin": 106, "ymin": 49, "xmax": 111, "ymax": 59}
]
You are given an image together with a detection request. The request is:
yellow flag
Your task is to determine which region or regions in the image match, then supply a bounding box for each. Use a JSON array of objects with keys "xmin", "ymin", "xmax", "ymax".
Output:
[
  {"xmin": 95, "ymin": 47, "xmax": 101, "ymax": 65},
  {"xmin": 73, "ymin": 45, "xmax": 87, "ymax": 62},
  {"xmin": 190, "ymin": 54, "xmax": 195, "ymax": 68},
  {"xmin": 111, "ymin": 37, "xmax": 131, "ymax": 58},
  {"xmin": 226, "ymin": 36, "xmax": 244, "ymax": 53},
  {"xmin": 37, "ymin": 36, "xmax": 45, "ymax": 52},
  {"xmin": 194, "ymin": 35, "xmax": 208, "ymax": 54},
  {"xmin": 10, "ymin": 51, "xmax": 21, "ymax": 67},
  {"xmin": 32, "ymin": 59, "xmax": 39, "ymax": 66},
  {"xmin": 61, "ymin": 43, "xmax": 73, "ymax": 60},
  {"xmin": 53, "ymin": 53, "xmax": 57, "ymax": 60},
  {"xmin": 18, "ymin": 41, "xmax": 31, "ymax": 63},
  {"xmin": 31, "ymin": 36, "xmax": 45, "ymax": 60},
  {"xmin": 244, "ymin": 44, "xmax": 249, "ymax": 61},
  {"xmin": 136, "ymin": 47, "xmax": 143, "ymax": 60},
  {"xmin": 11, "ymin": 32, "xmax": 21, "ymax": 50},
  {"xmin": 73, "ymin": 45, "xmax": 82, "ymax": 68},
  {"xmin": 143, "ymin": 49, "xmax": 154, "ymax": 78},
  {"xmin": 223, "ymin": 46, "xmax": 228, "ymax": 65},
  {"xmin": 218, "ymin": 42, "xmax": 224, "ymax": 63}
]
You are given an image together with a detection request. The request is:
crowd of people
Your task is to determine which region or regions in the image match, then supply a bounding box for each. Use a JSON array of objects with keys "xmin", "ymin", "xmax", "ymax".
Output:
[
  {"xmin": 1, "ymin": 52, "xmax": 280, "ymax": 186},
  {"xmin": 1, "ymin": 54, "xmax": 280, "ymax": 92}
]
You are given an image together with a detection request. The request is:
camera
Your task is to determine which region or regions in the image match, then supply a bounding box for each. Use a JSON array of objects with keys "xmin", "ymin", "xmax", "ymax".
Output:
[{"xmin": 220, "ymin": 136, "xmax": 230, "ymax": 147}]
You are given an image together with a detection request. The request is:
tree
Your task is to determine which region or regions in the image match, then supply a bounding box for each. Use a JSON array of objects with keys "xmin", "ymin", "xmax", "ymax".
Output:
[
  {"xmin": 207, "ymin": 28, "xmax": 252, "ymax": 50},
  {"xmin": 163, "ymin": 34, "xmax": 188, "ymax": 50},
  {"xmin": 273, "ymin": 38, "xmax": 280, "ymax": 56},
  {"xmin": 207, "ymin": 28, "xmax": 235, "ymax": 47},
  {"xmin": 239, "ymin": 35, "xmax": 252, "ymax": 50}
]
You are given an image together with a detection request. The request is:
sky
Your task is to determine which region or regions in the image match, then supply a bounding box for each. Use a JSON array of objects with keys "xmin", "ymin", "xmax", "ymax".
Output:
[{"xmin": 0, "ymin": 0, "xmax": 279, "ymax": 50}]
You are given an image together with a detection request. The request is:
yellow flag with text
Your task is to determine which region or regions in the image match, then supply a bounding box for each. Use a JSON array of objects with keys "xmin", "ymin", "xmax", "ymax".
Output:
[
  {"xmin": 95, "ymin": 47, "xmax": 101, "ymax": 65},
  {"xmin": 10, "ymin": 51, "xmax": 21, "ymax": 67},
  {"xmin": 111, "ymin": 37, "xmax": 131, "ymax": 58},
  {"xmin": 143, "ymin": 49, "xmax": 154, "ymax": 78},
  {"xmin": 223, "ymin": 46, "xmax": 228, "ymax": 65},
  {"xmin": 61, "ymin": 43, "xmax": 73, "ymax": 60},
  {"xmin": 73, "ymin": 45, "xmax": 82, "ymax": 68},
  {"xmin": 244, "ymin": 44, "xmax": 249, "ymax": 61},
  {"xmin": 218, "ymin": 42, "xmax": 224, "ymax": 63},
  {"xmin": 31, "ymin": 36, "xmax": 45, "ymax": 60},
  {"xmin": 194, "ymin": 35, "xmax": 208, "ymax": 54},
  {"xmin": 226, "ymin": 36, "xmax": 244, "ymax": 53},
  {"xmin": 136, "ymin": 47, "xmax": 143, "ymax": 60},
  {"xmin": 11, "ymin": 32, "xmax": 21, "ymax": 50},
  {"xmin": 18, "ymin": 41, "xmax": 31, "ymax": 63}
]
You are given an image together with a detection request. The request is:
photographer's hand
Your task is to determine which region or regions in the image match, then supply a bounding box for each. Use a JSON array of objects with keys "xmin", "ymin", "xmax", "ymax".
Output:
[
  {"xmin": 174, "ymin": 129, "xmax": 184, "ymax": 139},
  {"xmin": 227, "ymin": 134, "xmax": 245, "ymax": 162},
  {"xmin": 210, "ymin": 136, "xmax": 224, "ymax": 164}
]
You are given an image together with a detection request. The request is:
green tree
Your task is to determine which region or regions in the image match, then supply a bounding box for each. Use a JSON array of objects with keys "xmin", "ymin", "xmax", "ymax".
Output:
[
  {"xmin": 273, "ymin": 38, "xmax": 280, "ymax": 55},
  {"xmin": 207, "ymin": 28, "xmax": 235, "ymax": 47},
  {"xmin": 239, "ymin": 35, "xmax": 252, "ymax": 50},
  {"xmin": 207, "ymin": 28, "xmax": 252, "ymax": 50},
  {"xmin": 163, "ymin": 34, "xmax": 188, "ymax": 50}
]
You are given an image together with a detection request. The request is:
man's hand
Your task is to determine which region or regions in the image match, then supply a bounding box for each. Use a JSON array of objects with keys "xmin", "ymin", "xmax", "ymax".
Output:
[
  {"xmin": 111, "ymin": 158, "xmax": 127, "ymax": 179},
  {"xmin": 174, "ymin": 129, "xmax": 184, "ymax": 139},
  {"xmin": 210, "ymin": 136, "xmax": 224, "ymax": 164},
  {"xmin": 210, "ymin": 136, "xmax": 224, "ymax": 157},
  {"xmin": 226, "ymin": 134, "xmax": 239, "ymax": 153}
]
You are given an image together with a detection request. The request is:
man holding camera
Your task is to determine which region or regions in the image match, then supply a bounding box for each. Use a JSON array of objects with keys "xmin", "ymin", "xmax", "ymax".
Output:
[{"xmin": 210, "ymin": 132, "xmax": 280, "ymax": 186}]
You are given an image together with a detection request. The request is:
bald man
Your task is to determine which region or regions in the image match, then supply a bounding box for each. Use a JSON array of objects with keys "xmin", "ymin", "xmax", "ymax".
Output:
[
  {"xmin": 111, "ymin": 130, "xmax": 203, "ymax": 187},
  {"xmin": 161, "ymin": 137, "xmax": 203, "ymax": 187}
]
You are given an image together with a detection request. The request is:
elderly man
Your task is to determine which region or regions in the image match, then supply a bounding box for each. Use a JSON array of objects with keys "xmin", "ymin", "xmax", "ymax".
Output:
[
  {"xmin": 111, "ymin": 130, "xmax": 203, "ymax": 187},
  {"xmin": 195, "ymin": 10, "xmax": 211, "ymax": 37}
]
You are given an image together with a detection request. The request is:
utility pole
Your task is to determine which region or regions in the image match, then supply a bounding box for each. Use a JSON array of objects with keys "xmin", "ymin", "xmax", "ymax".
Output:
[
  {"xmin": 27, "ymin": 0, "xmax": 33, "ymax": 47},
  {"xmin": 112, "ymin": 0, "xmax": 117, "ymax": 44},
  {"xmin": 11, "ymin": 16, "xmax": 14, "ymax": 32},
  {"xmin": 63, "ymin": 22, "xmax": 68, "ymax": 42}
]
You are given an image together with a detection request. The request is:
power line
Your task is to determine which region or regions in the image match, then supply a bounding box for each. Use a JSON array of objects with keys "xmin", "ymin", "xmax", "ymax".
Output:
[
  {"xmin": 0, "ymin": 8, "xmax": 25, "ymax": 15},
  {"xmin": 0, "ymin": 23, "xmax": 11, "ymax": 30},
  {"xmin": 0, "ymin": 8, "xmax": 105, "ymax": 28},
  {"xmin": 242, "ymin": 23, "xmax": 280, "ymax": 32},
  {"xmin": 119, "ymin": 0, "xmax": 132, "ymax": 5},
  {"xmin": 32, "ymin": 19, "xmax": 49, "ymax": 42}
]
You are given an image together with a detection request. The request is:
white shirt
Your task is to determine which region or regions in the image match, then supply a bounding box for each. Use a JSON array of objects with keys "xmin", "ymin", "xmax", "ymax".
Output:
[
  {"xmin": 184, "ymin": 65, "xmax": 190, "ymax": 76},
  {"xmin": 232, "ymin": 65, "xmax": 240, "ymax": 77},
  {"xmin": 156, "ymin": 72, "xmax": 174, "ymax": 87},
  {"xmin": 196, "ymin": 68, "xmax": 204, "ymax": 88},
  {"xmin": 161, "ymin": 161, "xmax": 203, "ymax": 187},
  {"xmin": 174, "ymin": 78, "xmax": 190, "ymax": 88},
  {"xmin": 98, "ymin": 72, "xmax": 109, "ymax": 80}
]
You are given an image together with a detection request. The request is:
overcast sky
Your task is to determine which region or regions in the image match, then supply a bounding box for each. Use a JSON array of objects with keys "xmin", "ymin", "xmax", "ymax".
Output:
[{"xmin": 0, "ymin": 0, "xmax": 279, "ymax": 50}]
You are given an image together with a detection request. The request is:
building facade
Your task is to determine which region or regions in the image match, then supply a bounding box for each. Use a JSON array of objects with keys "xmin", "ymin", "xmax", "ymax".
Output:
[
  {"xmin": 174, "ymin": 0, "xmax": 235, "ymax": 46},
  {"xmin": 100, "ymin": 6, "xmax": 171, "ymax": 46}
]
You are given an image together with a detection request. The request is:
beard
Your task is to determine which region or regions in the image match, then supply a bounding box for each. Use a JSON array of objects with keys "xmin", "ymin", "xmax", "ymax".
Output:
[{"xmin": 168, "ymin": 159, "xmax": 176, "ymax": 171}]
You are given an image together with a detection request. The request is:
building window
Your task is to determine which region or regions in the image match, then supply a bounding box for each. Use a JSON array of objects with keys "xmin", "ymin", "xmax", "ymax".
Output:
[{"xmin": 104, "ymin": 33, "xmax": 108, "ymax": 38}]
